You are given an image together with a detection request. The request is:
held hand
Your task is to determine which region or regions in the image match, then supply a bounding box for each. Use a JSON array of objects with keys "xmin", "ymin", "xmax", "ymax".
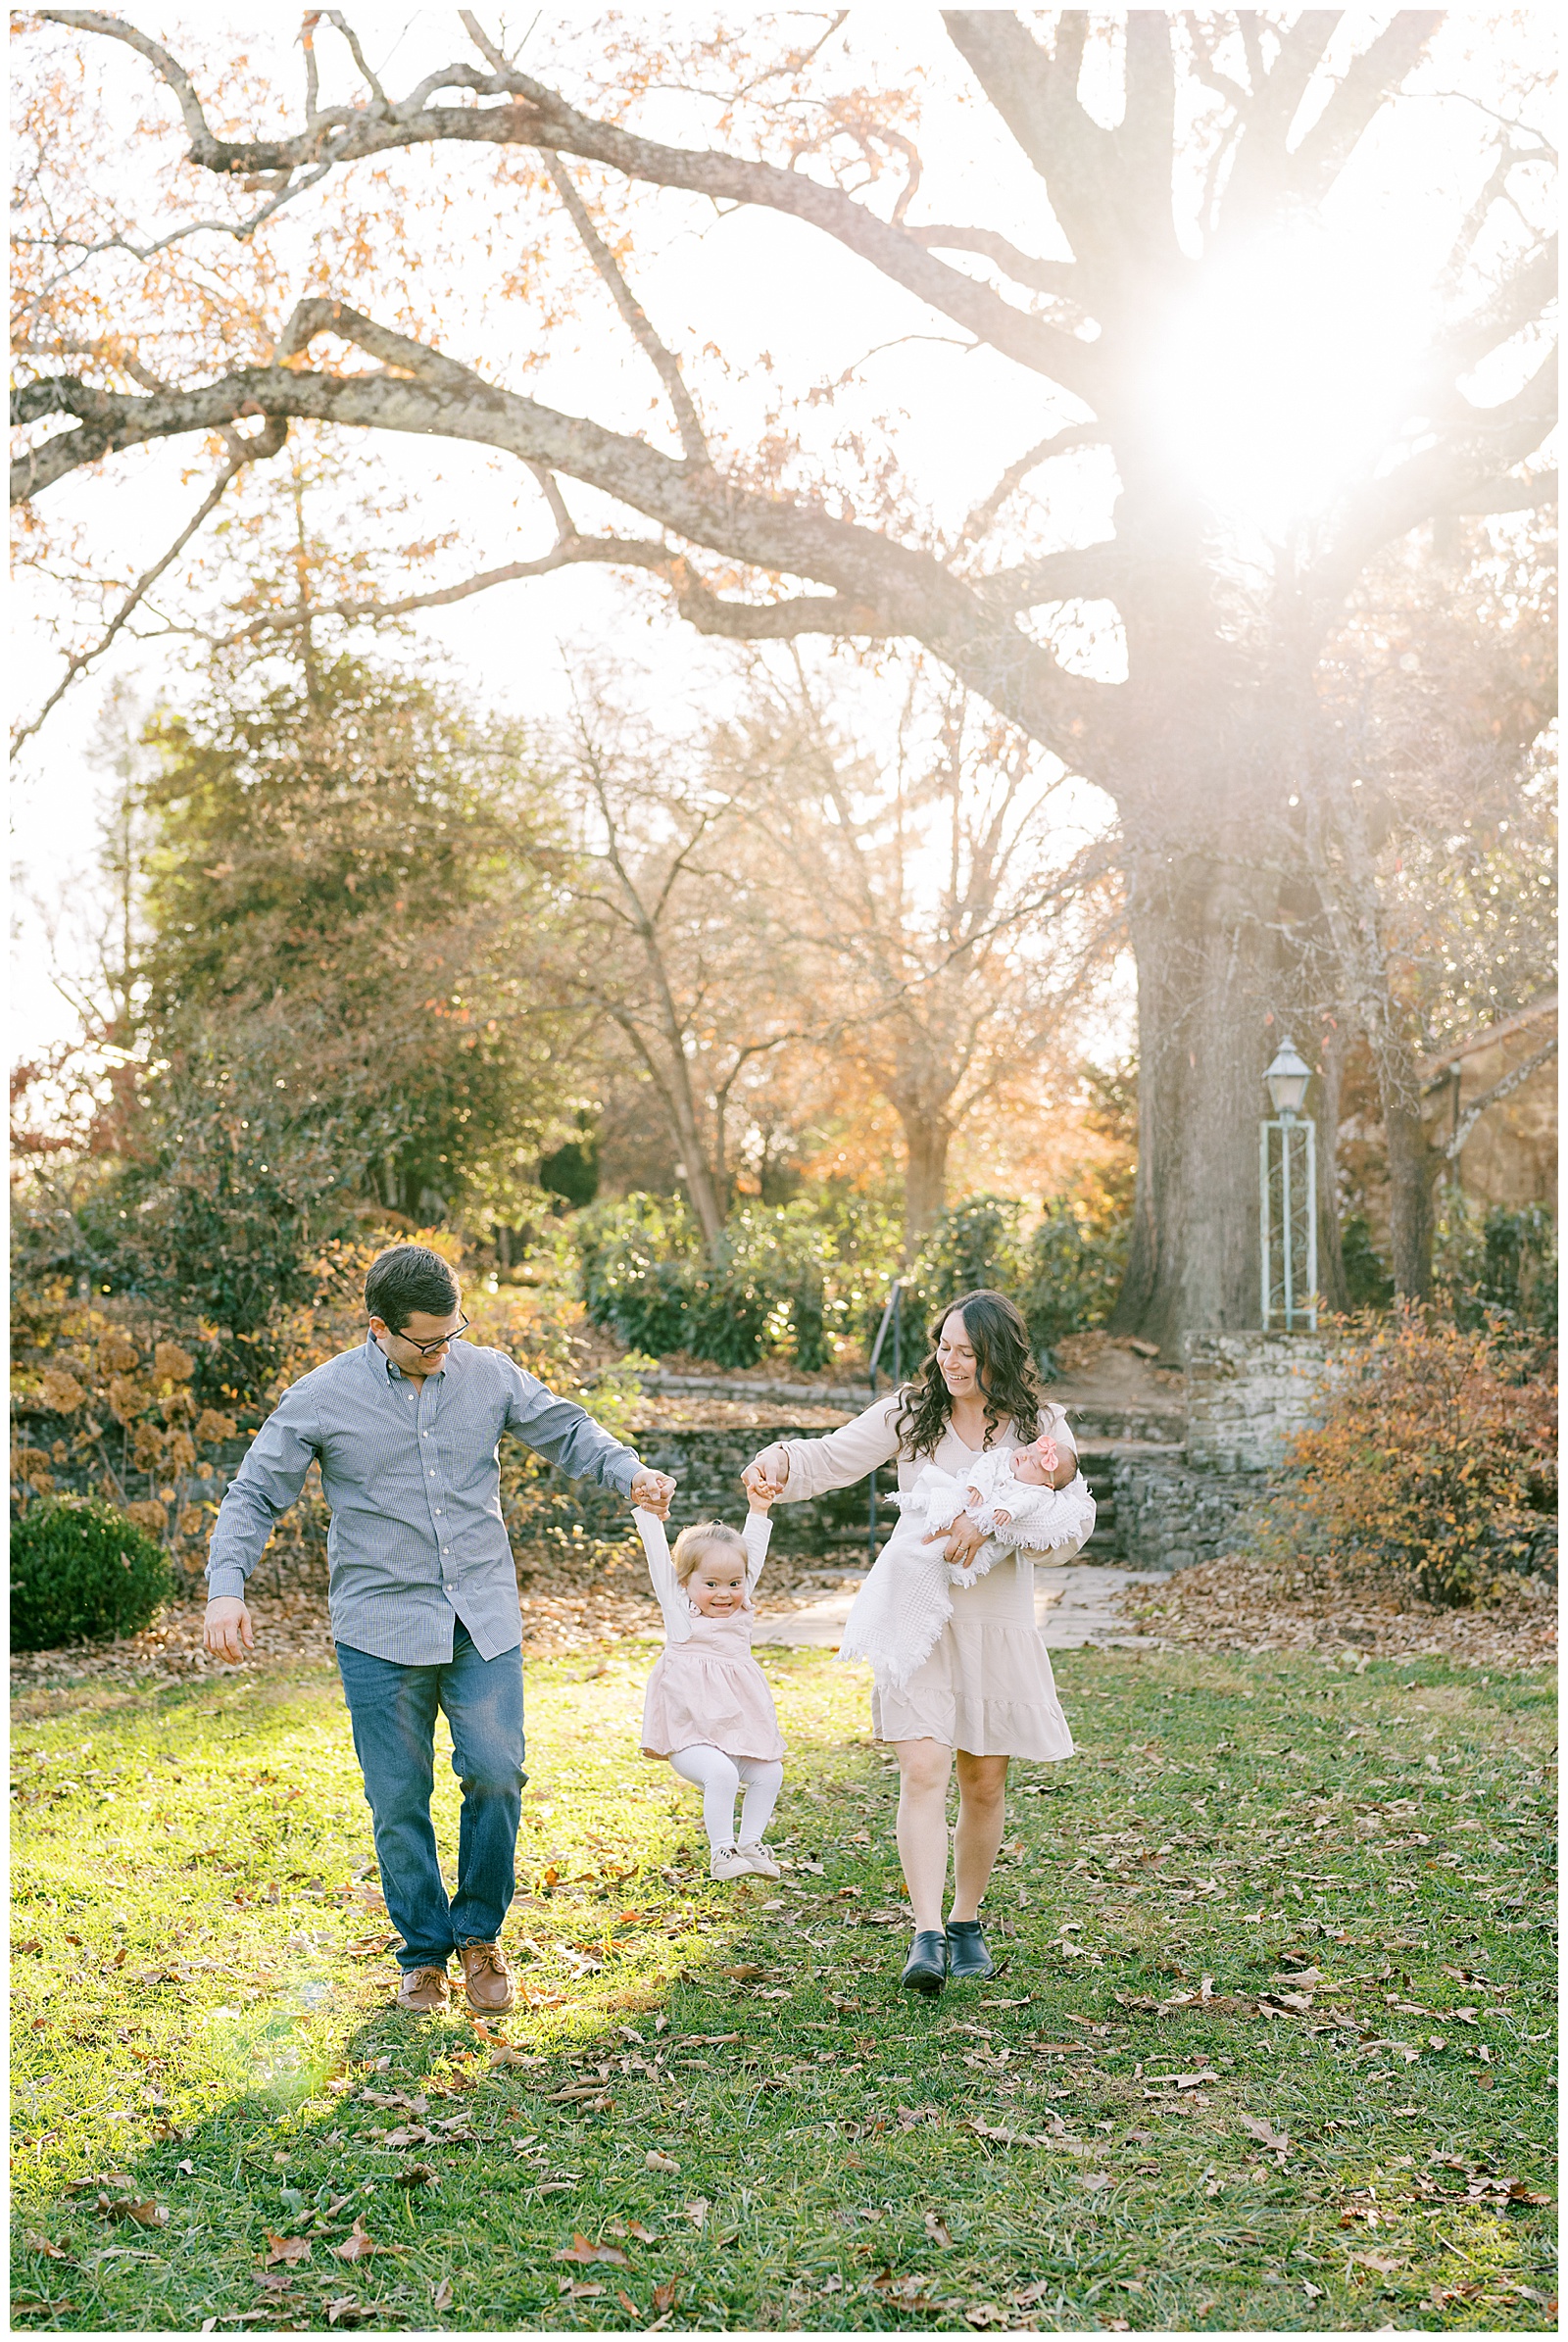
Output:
[
  {"xmin": 742, "ymin": 1457, "xmax": 786, "ymax": 1504},
  {"xmin": 205, "ymin": 1597, "xmax": 254, "ymax": 1664},
  {"xmin": 630, "ymin": 1468, "xmax": 676, "ymax": 1520},
  {"xmin": 925, "ymin": 1511, "xmax": 986, "ymax": 1568}
]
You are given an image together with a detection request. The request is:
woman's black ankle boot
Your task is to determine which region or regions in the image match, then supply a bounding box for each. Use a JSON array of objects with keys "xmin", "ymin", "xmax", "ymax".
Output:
[
  {"xmin": 945, "ymin": 1918, "xmax": 995, "ymax": 1980},
  {"xmin": 900, "ymin": 1929, "xmax": 949, "ymax": 1994}
]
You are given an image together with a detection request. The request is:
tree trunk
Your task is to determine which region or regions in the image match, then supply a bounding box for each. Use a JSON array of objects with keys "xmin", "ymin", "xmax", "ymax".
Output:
[
  {"xmin": 1111, "ymin": 848, "xmax": 1287, "ymax": 1354},
  {"xmin": 1383, "ymin": 1096, "xmax": 1438, "ymax": 1301},
  {"xmin": 901, "ymin": 1117, "xmax": 953, "ymax": 1249}
]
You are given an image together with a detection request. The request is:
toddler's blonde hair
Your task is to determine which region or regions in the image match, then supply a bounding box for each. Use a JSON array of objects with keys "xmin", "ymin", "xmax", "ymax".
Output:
[{"xmin": 670, "ymin": 1521, "xmax": 747, "ymax": 1584}]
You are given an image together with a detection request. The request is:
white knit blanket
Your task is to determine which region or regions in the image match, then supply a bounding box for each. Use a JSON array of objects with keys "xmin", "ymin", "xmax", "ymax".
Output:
[{"xmin": 837, "ymin": 1458, "xmax": 1097, "ymax": 1690}]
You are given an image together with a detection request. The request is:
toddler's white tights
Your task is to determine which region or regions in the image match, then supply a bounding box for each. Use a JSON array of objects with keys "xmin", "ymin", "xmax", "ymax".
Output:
[{"xmin": 669, "ymin": 1745, "xmax": 783, "ymax": 1851}]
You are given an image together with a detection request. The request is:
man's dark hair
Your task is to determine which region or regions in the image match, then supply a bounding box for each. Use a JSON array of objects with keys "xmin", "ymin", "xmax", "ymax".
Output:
[{"xmin": 365, "ymin": 1244, "xmax": 461, "ymax": 1334}]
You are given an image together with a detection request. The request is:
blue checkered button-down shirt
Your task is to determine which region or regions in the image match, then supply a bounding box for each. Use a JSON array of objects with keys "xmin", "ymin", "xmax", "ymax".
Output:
[{"xmin": 206, "ymin": 1336, "xmax": 643, "ymax": 1663}]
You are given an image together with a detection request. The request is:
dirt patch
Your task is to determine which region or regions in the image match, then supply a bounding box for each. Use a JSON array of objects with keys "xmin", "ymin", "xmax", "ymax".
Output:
[
  {"xmin": 1117, "ymin": 1552, "xmax": 1556, "ymax": 1673},
  {"xmin": 623, "ymin": 1396, "xmax": 852, "ymax": 1432}
]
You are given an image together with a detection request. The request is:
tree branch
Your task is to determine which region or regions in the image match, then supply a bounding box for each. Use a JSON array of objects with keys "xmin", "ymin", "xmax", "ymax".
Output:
[
  {"xmin": 1288, "ymin": 13, "xmax": 1445, "ymax": 204},
  {"xmin": 542, "ymin": 155, "xmax": 709, "ymax": 465},
  {"xmin": 955, "ymin": 422, "xmax": 1105, "ymax": 551},
  {"xmin": 10, "ymin": 304, "xmax": 1110, "ymax": 760},
  {"xmin": 1315, "ymin": 350, "xmax": 1557, "ymax": 591},
  {"xmin": 33, "ymin": 11, "xmax": 1102, "ymax": 399},
  {"xmin": 904, "ymin": 224, "xmax": 1080, "ymax": 299},
  {"xmin": 1439, "ymin": 1036, "xmax": 1558, "ymax": 1159},
  {"xmin": 11, "ymin": 417, "xmax": 287, "ymax": 748}
]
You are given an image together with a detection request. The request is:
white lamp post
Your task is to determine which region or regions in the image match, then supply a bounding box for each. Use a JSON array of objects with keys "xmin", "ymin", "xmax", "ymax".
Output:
[{"xmin": 1260, "ymin": 1036, "xmax": 1318, "ymax": 1331}]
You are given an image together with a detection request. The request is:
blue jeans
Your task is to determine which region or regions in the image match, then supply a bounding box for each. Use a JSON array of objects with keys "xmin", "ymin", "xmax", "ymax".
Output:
[{"xmin": 336, "ymin": 1623, "xmax": 526, "ymax": 1972}]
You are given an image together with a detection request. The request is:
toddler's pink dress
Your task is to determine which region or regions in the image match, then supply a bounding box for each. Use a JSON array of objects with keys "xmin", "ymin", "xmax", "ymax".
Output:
[{"xmin": 638, "ymin": 1511, "xmax": 785, "ymax": 1764}]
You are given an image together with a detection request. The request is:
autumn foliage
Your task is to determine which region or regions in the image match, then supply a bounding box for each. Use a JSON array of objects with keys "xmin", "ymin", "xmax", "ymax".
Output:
[{"xmin": 1261, "ymin": 1307, "xmax": 1557, "ymax": 1607}]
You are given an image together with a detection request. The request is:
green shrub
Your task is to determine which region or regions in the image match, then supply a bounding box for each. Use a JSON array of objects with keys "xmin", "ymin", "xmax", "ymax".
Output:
[
  {"xmin": 1258, "ymin": 1305, "xmax": 1557, "ymax": 1606},
  {"xmin": 10, "ymin": 1495, "xmax": 173, "ymax": 1649},
  {"xmin": 1339, "ymin": 1212, "xmax": 1396, "ymax": 1310},
  {"xmin": 905, "ymin": 1193, "xmax": 1129, "ymax": 1371},
  {"xmin": 1436, "ymin": 1196, "xmax": 1556, "ymax": 1337},
  {"xmin": 1016, "ymin": 1199, "xmax": 1131, "ymax": 1362},
  {"xmin": 904, "ymin": 1195, "xmax": 1027, "ymax": 1330},
  {"xmin": 575, "ymin": 1193, "xmax": 904, "ymax": 1371}
]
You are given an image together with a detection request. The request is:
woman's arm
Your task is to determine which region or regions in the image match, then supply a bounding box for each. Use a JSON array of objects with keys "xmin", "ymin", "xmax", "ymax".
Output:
[{"xmin": 746, "ymin": 1391, "xmax": 905, "ymax": 1503}]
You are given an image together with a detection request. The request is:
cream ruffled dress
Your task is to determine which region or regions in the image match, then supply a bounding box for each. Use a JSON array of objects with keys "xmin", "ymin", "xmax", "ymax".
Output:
[{"xmin": 754, "ymin": 1394, "xmax": 1077, "ymax": 1762}]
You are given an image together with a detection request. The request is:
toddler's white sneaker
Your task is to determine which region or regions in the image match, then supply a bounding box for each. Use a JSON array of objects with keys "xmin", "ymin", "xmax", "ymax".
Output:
[
  {"xmin": 738, "ymin": 1840, "xmax": 780, "ymax": 1877},
  {"xmin": 710, "ymin": 1845, "xmax": 752, "ymax": 1880}
]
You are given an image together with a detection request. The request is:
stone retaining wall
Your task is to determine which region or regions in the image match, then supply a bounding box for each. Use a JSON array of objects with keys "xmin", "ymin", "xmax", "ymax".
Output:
[
  {"xmin": 1110, "ymin": 1450, "xmax": 1267, "ymax": 1574},
  {"xmin": 1183, "ymin": 1332, "xmax": 1334, "ymax": 1473}
]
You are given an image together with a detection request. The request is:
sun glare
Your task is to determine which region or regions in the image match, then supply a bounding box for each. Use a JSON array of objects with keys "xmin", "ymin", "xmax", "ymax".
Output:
[{"xmin": 1154, "ymin": 224, "xmax": 1433, "ymax": 539}]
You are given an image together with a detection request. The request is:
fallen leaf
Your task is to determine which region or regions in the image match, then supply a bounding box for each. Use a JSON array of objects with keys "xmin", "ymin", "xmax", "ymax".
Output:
[
  {"xmin": 556, "ymin": 2232, "xmax": 631, "ymax": 2268},
  {"xmin": 344, "ymin": 1932, "xmax": 394, "ymax": 1959},
  {"xmin": 431, "ymin": 2277, "xmax": 453, "ymax": 2311},
  {"xmin": 559, "ymin": 2279, "xmax": 604, "ymax": 2300},
  {"xmin": 263, "ymin": 2233, "xmax": 312, "ymax": 2267},
  {"xmin": 24, "ymin": 2234, "xmax": 69, "ymax": 2261},
  {"xmin": 684, "ymin": 2198, "xmax": 710, "ymax": 2230},
  {"xmin": 652, "ymin": 2279, "xmax": 680, "ymax": 2316},
  {"xmin": 626, "ymin": 2221, "xmax": 659, "ymax": 2243},
  {"xmin": 1349, "ymin": 2250, "xmax": 1408, "ymax": 2274},
  {"xmin": 616, "ymin": 2290, "xmax": 643, "ymax": 2319},
  {"xmin": 924, "ymin": 2210, "xmax": 954, "ymax": 2247},
  {"xmin": 719, "ymin": 1963, "xmax": 765, "ymax": 1981},
  {"xmin": 1080, "ymin": 2172, "xmax": 1111, "ymax": 2191},
  {"xmin": 330, "ymin": 2219, "xmax": 377, "ymax": 2264},
  {"xmin": 645, "ymin": 2150, "xmax": 680, "ymax": 2174},
  {"xmin": 107, "ymin": 2200, "xmax": 168, "ymax": 2228},
  {"xmin": 395, "ymin": 2164, "xmax": 439, "ymax": 2187},
  {"xmin": 1238, "ymin": 2114, "xmax": 1291, "ymax": 2155}
]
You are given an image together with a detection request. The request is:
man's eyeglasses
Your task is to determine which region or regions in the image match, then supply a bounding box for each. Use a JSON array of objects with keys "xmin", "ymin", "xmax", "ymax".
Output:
[{"xmin": 391, "ymin": 1317, "xmax": 469, "ymax": 1357}]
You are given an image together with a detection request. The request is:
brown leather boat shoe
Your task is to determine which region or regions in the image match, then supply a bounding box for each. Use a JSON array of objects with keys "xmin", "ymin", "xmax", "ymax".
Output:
[
  {"xmin": 460, "ymin": 1940, "xmax": 515, "ymax": 2014},
  {"xmin": 396, "ymin": 1964, "xmax": 452, "ymax": 2014}
]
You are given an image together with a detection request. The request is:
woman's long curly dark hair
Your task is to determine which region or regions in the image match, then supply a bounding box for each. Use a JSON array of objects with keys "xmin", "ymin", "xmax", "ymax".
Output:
[{"xmin": 894, "ymin": 1289, "xmax": 1043, "ymax": 1458}]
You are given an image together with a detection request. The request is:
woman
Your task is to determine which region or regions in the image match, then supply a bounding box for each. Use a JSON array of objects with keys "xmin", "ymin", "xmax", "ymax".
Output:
[{"xmin": 743, "ymin": 1290, "xmax": 1082, "ymax": 1994}]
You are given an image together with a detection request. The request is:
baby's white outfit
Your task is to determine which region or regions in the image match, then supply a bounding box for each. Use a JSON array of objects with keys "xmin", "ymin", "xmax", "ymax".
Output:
[
  {"xmin": 634, "ymin": 1508, "xmax": 784, "ymax": 1854},
  {"xmin": 838, "ymin": 1452, "xmax": 1095, "ymax": 1690},
  {"xmin": 950, "ymin": 1446, "xmax": 1097, "ymax": 1584}
]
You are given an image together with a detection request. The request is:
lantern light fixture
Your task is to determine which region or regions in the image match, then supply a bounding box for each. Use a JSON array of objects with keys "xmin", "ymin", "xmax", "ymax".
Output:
[{"xmin": 1263, "ymin": 1036, "xmax": 1312, "ymax": 1120}]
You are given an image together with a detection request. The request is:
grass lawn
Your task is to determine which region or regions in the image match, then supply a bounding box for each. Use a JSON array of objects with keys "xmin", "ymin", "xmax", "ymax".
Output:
[{"xmin": 10, "ymin": 1636, "xmax": 1557, "ymax": 2333}]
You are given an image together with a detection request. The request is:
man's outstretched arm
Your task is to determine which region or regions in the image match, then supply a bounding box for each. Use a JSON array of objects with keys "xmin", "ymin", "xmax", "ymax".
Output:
[
  {"xmin": 502, "ymin": 1365, "xmax": 674, "ymax": 1517},
  {"xmin": 204, "ymin": 1391, "xmax": 318, "ymax": 1660}
]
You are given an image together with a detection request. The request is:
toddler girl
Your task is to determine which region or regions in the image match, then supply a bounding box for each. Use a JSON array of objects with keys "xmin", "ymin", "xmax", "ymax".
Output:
[{"xmin": 635, "ymin": 1490, "xmax": 785, "ymax": 1880}]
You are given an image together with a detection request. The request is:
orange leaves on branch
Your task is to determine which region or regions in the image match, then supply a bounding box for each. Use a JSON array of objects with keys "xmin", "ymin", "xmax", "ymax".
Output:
[{"xmin": 1262, "ymin": 1304, "xmax": 1556, "ymax": 1606}]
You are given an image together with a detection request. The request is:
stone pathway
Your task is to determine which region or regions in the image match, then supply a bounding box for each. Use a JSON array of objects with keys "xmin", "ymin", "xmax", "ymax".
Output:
[{"xmin": 755, "ymin": 1562, "xmax": 1163, "ymax": 1651}]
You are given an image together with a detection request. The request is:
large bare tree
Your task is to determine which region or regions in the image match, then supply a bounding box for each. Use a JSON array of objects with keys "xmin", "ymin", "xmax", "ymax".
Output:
[
  {"xmin": 12, "ymin": 10, "xmax": 1555, "ymax": 1343},
  {"xmin": 713, "ymin": 659, "xmax": 1116, "ymax": 1242}
]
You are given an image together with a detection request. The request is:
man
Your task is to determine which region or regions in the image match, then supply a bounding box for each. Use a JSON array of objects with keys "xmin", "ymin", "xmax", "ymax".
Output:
[{"xmin": 204, "ymin": 1243, "xmax": 674, "ymax": 2016}]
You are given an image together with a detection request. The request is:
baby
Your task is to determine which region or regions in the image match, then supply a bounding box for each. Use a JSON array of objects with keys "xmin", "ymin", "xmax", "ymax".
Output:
[
  {"xmin": 635, "ymin": 1489, "xmax": 786, "ymax": 1881},
  {"xmin": 839, "ymin": 1436, "xmax": 1096, "ymax": 1688},
  {"xmin": 946, "ymin": 1432, "xmax": 1092, "ymax": 1585}
]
